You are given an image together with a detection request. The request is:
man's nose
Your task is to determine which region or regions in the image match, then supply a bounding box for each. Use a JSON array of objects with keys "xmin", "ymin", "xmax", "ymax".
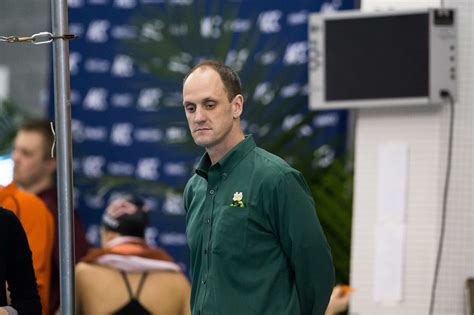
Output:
[
  {"xmin": 11, "ymin": 150, "xmax": 19, "ymax": 162},
  {"xmin": 193, "ymin": 106, "xmax": 206, "ymax": 123}
]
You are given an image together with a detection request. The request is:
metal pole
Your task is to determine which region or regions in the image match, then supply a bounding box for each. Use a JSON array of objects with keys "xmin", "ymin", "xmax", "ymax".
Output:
[{"xmin": 51, "ymin": 0, "xmax": 75, "ymax": 314}]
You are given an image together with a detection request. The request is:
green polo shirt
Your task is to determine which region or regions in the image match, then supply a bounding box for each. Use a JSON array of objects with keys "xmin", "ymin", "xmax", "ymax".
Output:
[{"xmin": 184, "ymin": 135, "xmax": 334, "ymax": 315}]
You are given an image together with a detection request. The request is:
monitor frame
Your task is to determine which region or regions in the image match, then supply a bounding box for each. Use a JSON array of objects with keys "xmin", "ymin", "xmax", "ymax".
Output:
[{"xmin": 308, "ymin": 9, "xmax": 457, "ymax": 110}]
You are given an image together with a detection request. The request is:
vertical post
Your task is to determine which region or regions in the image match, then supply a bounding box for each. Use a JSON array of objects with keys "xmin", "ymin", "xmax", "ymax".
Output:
[{"xmin": 51, "ymin": 0, "xmax": 75, "ymax": 314}]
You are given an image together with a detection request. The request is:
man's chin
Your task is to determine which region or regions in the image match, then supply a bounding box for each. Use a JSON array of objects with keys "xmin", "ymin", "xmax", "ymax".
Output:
[
  {"xmin": 192, "ymin": 135, "xmax": 211, "ymax": 147},
  {"xmin": 12, "ymin": 176, "xmax": 24, "ymax": 186},
  {"xmin": 193, "ymin": 140, "xmax": 209, "ymax": 147}
]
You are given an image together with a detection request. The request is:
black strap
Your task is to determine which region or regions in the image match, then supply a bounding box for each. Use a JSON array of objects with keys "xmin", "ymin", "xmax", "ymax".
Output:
[
  {"xmin": 119, "ymin": 271, "xmax": 149, "ymax": 299},
  {"xmin": 120, "ymin": 271, "xmax": 133, "ymax": 298},
  {"xmin": 135, "ymin": 272, "xmax": 149, "ymax": 298}
]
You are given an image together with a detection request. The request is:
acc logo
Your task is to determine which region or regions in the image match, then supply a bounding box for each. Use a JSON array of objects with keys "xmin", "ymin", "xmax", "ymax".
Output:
[
  {"xmin": 110, "ymin": 123, "xmax": 134, "ymax": 146},
  {"xmin": 282, "ymin": 114, "xmax": 303, "ymax": 131},
  {"xmin": 71, "ymin": 119, "xmax": 85, "ymax": 143},
  {"xmin": 253, "ymin": 82, "xmax": 275, "ymax": 105},
  {"xmin": 287, "ymin": 10, "xmax": 308, "ymax": 25},
  {"xmin": 159, "ymin": 232, "xmax": 187, "ymax": 246},
  {"xmin": 256, "ymin": 51, "xmax": 277, "ymax": 65},
  {"xmin": 169, "ymin": 24, "xmax": 188, "ymax": 36},
  {"xmin": 284, "ymin": 41, "xmax": 308, "ymax": 65},
  {"xmin": 280, "ymin": 83, "xmax": 301, "ymax": 98},
  {"xmin": 321, "ymin": 0, "xmax": 342, "ymax": 13},
  {"xmin": 141, "ymin": 20, "xmax": 164, "ymax": 41},
  {"xmin": 170, "ymin": 0, "xmax": 192, "ymax": 4},
  {"xmin": 84, "ymin": 126, "xmax": 108, "ymax": 142},
  {"xmin": 86, "ymin": 20, "xmax": 110, "ymax": 43},
  {"xmin": 136, "ymin": 158, "xmax": 160, "ymax": 180},
  {"xmin": 107, "ymin": 161, "xmax": 135, "ymax": 176},
  {"xmin": 258, "ymin": 10, "xmax": 282, "ymax": 33},
  {"xmin": 83, "ymin": 88, "xmax": 108, "ymax": 111},
  {"xmin": 113, "ymin": 0, "xmax": 136, "ymax": 9},
  {"xmin": 134, "ymin": 128, "xmax": 163, "ymax": 143},
  {"xmin": 162, "ymin": 192, "xmax": 185, "ymax": 215},
  {"xmin": 84, "ymin": 58, "xmax": 110, "ymax": 73},
  {"xmin": 168, "ymin": 52, "xmax": 192, "ymax": 74},
  {"xmin": 163, "ymin": 162, "xmax": 187, "ymax": 177},
  {"xmin": 70, "ymin": 90, "xmax": 82, "ymax": 105},
  {"xmin": 145, "ymin": 227, "xmax": 159, "ymax": 247},
  {"xmin": 68, "ymin": 0, "xmax": 84, "ymax": 8},
  {"xmin": 313, "ymin": 113, "xmax": 339, "ymax": 128},
  {"xmin": 200, "ymin": 16, "xmax": 222, "ymax": 39},
  {"xmin": 225, "ymin": 49, "xmax": 248, "ymax": 72},
  {"xmin": 69, "ymin": 23, "xmax": 85, "ymax": 38},
  {"xmin": 165, "ymin": 127, "xmax": 187, "ymax": 143},
  {"xmin": 224, "ymin": 19, "xmax": 251, "ymax": 33},
  {"xmin": 82, "ymin": 156, "xmax": 106, "ymax": 178},
  {"xmin": 111, "ymin": 93, "xmax": 134, "ymax": 107},
  {"xmin": 314, "ymin": 145, "xmax": 335, "ymax": 168},
  {"xmin": 137, "ymin": 88, "xmax": 162, "ymax": 110},
  {"xmin": 111, "ymin": 54, "xmax": 134, "ymax": 77},
  {"xmin": 69, "ymin": 51, "xmax": 82, "ymax": 75},
  {"xmin": 86, "ymin": 225, "xmax": 101, "ymax": 247},
  {"xmin": 111, "ymin": 25, "xmax": 138, "ymax": 39},
  {"xmin": 84, "ymin": 194, "xmax": 105, "ymax": 209}
]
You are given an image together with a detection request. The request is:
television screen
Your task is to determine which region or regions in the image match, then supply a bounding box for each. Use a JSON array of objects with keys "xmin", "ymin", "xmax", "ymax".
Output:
[
  {"xmin": 325, "ymin": 13, "xmax": 429, "ymax": 101},
  {"xmin": 309, "ymin": 9, "xmax": 457, "ymax": 109}
]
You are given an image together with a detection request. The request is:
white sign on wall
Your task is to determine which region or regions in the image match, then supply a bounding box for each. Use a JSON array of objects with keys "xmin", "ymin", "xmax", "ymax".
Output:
[{"xmin": 0, "ymin": 65, "xmax": 10, "ymax": 100}]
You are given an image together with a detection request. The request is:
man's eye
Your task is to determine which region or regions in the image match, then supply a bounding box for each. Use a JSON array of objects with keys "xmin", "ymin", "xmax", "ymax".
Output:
[
  {"xmin": 186, "ymin": 105, "xmax": 196, "ymax": 113},
  {"xmin": 205, "ymin": 102, "xmax": 216, "ymax": 109}
]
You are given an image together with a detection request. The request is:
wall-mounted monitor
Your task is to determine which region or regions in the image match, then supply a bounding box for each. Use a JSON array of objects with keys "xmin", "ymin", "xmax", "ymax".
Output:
[{"xmin": 308, "ymin": 9, "xmax": 457, "ymax": 110}]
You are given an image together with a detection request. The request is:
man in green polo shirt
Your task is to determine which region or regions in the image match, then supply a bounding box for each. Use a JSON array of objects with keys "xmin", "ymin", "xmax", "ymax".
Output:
[{"xmin": 182, "ymin": 60, "xmax": 334, "ymax": 315}]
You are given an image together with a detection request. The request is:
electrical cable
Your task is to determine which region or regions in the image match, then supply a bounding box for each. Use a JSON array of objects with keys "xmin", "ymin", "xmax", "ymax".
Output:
[{"xmin": 428, "ymin": 91, "xmax": 455, "ymax": 315}]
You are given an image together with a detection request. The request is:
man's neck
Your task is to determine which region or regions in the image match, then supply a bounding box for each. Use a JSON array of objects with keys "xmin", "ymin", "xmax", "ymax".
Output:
[
  {"xmin": 207, "ymin": 133, "xmax": 245, "ymax": 165},
  {"xmin": 18, "ymin": 178, "xmax": 53, "ymax": 195}
]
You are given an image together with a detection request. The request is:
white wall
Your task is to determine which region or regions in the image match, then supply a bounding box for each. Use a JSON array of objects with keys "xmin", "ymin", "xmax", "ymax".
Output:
[
  {"xmin": 350, "ymin": 0, "xmax": 473, "ymax": 314},
  {"xmin": 0, "ymin": 0, "xmax": 50, "ymax": 117}
]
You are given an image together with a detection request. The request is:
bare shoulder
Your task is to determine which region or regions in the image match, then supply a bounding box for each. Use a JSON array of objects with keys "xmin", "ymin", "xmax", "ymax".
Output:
[
  {"xmin": 150, "ymin": 271, "xmax": 190, "ymax": 288},
  {"xmin": 75, "ymin": 262, "xmax": 110, "ymax": 278}
]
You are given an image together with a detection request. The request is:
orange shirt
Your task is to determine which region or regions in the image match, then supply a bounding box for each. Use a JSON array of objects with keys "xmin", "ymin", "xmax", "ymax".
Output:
[{"xmin": 0, "ymin": 183, "xmax": 55, "ymax": 315}]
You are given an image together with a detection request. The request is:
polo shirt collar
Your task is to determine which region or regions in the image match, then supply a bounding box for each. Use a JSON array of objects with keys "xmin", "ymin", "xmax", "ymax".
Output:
[{"xmin": 195, "ymin": 135, "xmax": 256, "ymax": 179}]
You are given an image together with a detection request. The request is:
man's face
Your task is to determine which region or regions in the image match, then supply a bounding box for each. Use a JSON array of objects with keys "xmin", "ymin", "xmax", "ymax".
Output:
[
  {"xmin": 12, "ymin": 131, "xmax": 53, "ymax": 189},
  {"xmin": 183, "ymin": 67, "xmax": 241, "ymax": 150}
]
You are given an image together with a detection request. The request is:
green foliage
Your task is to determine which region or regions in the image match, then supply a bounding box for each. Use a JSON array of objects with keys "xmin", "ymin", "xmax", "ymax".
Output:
[
  {"xmin": 0, "ymin": 99, "xmax": 33, "ymax": 155},
  {"xmin": 310, "ymin": 158, "xmax": 353, "ymax": 285},
  {"xmin": 260, "ymin": 113, "xmax": 353, "ymax": 284}
]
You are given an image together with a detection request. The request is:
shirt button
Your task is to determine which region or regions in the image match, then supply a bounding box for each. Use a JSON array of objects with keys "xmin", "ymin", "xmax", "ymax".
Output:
[
  {"xmin": 209, "ymin": 189, "xmax": 215, "ymax": 195},
  {"xmin": 206, "ymin": 218, "xmax": 211, "ymax": 224},
  {"xmin": 204, "ymin": 248, "xmax": 208, "ymax": 254},
  {"xmin": 202, "ymin": 280, "xmax": 206, "ymax": 285}
]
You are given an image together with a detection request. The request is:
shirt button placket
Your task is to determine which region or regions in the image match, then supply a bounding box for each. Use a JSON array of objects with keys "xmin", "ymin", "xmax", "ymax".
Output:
[{"xmin": 201, "ymin": 186, "xmax": 215, "ymax": 309}]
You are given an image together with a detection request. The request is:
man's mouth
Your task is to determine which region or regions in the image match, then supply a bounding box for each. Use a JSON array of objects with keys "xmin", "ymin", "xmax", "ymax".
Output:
[{"xmin": 194, "ymin": 127, "xmax": 210, "ymax": 132}]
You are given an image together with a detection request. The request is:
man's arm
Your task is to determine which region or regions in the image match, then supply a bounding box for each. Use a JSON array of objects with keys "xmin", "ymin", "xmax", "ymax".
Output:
[{"xmin": 273, "ymin": 171, "xmax": 335, "ymax": 315}]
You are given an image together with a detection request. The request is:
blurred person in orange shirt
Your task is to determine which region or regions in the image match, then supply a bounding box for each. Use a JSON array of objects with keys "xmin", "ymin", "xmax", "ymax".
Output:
[{"xmin": 12, "ymin": 120, "xmax": 91, "ymax": 314}]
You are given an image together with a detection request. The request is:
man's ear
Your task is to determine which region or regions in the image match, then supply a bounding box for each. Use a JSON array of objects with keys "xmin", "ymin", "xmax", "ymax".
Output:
[{"xmin": 232, "ymin": 94, "xmax": 244, "ymax": 119}]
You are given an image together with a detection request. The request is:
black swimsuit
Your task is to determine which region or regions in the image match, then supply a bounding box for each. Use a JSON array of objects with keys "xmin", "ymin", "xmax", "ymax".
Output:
[{"xmin": 113, "ymin": 271, "xmax": 152, "ymax": 315}]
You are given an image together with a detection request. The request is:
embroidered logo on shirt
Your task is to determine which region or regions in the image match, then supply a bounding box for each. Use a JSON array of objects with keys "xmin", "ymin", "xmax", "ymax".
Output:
[{"xmin": 230, "ymin": 192, "xmax": 245, "ymax": 207}]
